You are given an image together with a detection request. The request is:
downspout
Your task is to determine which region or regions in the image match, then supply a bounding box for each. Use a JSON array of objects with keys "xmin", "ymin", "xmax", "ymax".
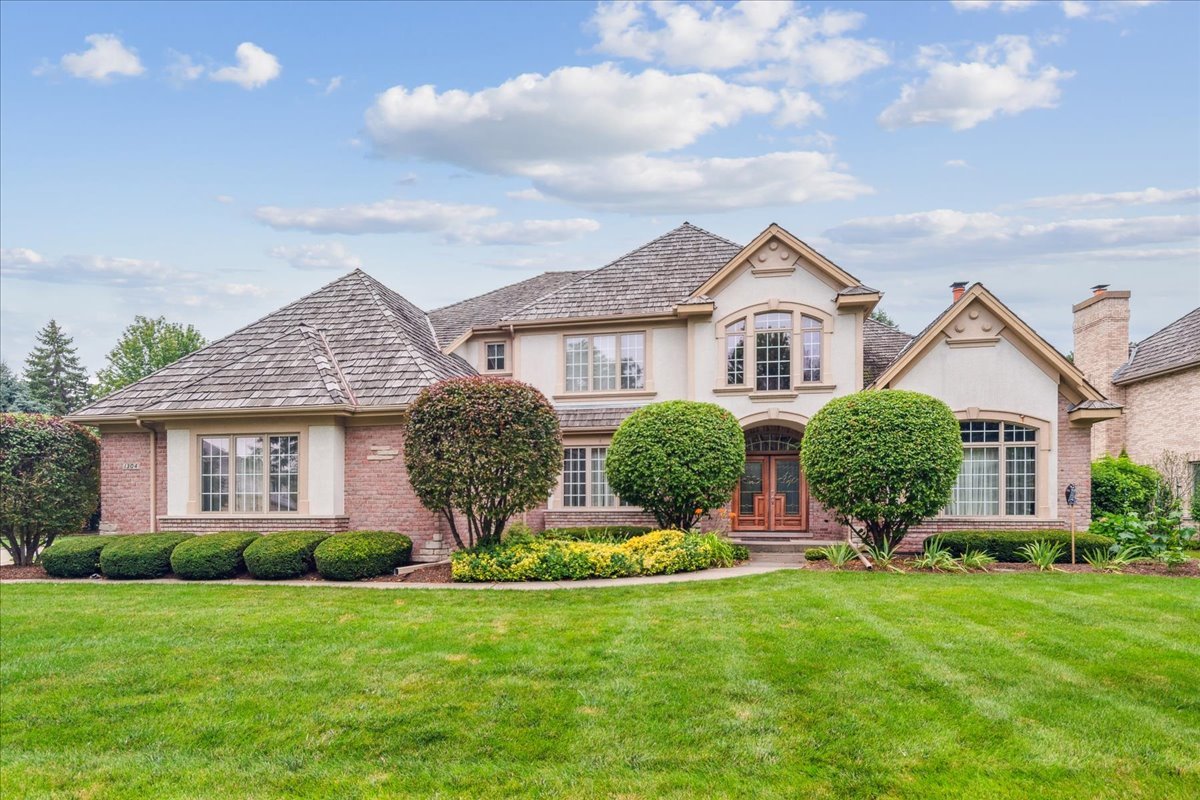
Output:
[{"xmin": 135, "ymin": 419, "xmax": 158, "ymax": 532}]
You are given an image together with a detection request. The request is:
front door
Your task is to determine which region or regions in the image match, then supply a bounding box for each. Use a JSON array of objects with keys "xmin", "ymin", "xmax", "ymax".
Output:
[{"xmin": 733, "ymin": 454, "xmax": 807, "ymax": 531}]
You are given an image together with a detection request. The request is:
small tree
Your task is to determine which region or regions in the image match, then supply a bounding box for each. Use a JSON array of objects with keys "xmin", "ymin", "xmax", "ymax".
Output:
[
  {"xmin": 24, "ymin": 320, "xmax": 91, "ymax": 415},
  {"xmin": 96, "ymin": 315, "xmax": 206, "ymax": 396},
  {"xmin": 606, "ymin": 401, "xmax": 745, "ymax": 530},
  {"xmin": 0, "ymin": 413, "xmax": 100, "ymax": 565},
  {"xmin": 0, "ymin": 361, "xmax": 47, "ymax": 413},
  {"xmin": 801, "ymin": 390, "xmax": 961, "ymax": 550},
  {"xmin": 1091, "ymin": 452, "xmax": 1163, "ymax": 517},
  {"xmin": 405, "ymin": 377, "xmax": 561, "ymax": 549},
  {"xmin": 869, "ymin": 308, "xmax": 897, "ymax": 327}
]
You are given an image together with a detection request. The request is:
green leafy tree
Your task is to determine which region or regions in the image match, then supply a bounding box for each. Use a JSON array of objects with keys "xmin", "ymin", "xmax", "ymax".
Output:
[
  {"xmin": 405, "ymin": 377, "xmax": 562, "ymax": 549},
  {"xmin": 801, "ymin": 390, "xmax": 962, "ymax": 549},
  {"xmin": 1091, "ymin": 452, "xmax": 1163, "ymax": 517},
  {"xmin": 869, "ymin": 308, "xmax": 897, "ymax": 327},
  {"xmin": 606, "ymin": 401, "xmax": 745, "ymax": 530},
  {"xmin": 0, "ymin": 413, "xmax": 100, "ymax": 565},
  {"xmin": 96, "ymin": 316, "xmax": 206, "ymax": 396},
  {"xmin": 0, "ymin": 361, "xmax": 47, "ymax": 413},
  {"xmin": 23, "ymin": 320, "xmax": 91, "ymax": 415}
]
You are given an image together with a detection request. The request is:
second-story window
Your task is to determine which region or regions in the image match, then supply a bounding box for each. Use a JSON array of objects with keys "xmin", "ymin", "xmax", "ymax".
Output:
[
  {"xmin": 726, "ymin": 319, "xmax": 746, "ymax": 385},
  {"xmin": 723, "ymin": 311, "xmax": 824, "ymax": 390},
  {"xmin": 485, "ymin": 341, "xmax": 506, "ymax": 372},
  {"xmin": 754, "ymin": 311, "xmax": 792, "ymax": 391},
  {"xmin": 564, "ymin": 332, "xmax": 645, "ymax": 392}
]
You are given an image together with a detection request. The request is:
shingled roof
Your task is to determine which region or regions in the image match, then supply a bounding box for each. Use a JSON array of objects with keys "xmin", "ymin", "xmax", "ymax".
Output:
[
  {"xmin": 428, "ymin": 270, "xmax": 589, "ymax": 346},
  {"xmin": 502, "ymin": 223, "xmax": 743, "ymax": 322},
  {"xmin": 1112, "ymin": 306, "xmax": 1200, "ymax": 385},
  {"xmin": 71, "ymin": 270, "xmax": 473, "ymax": 419},
  {"xmin": 862, "ymin": 317, "xmax": 913, "ymax": 385}
]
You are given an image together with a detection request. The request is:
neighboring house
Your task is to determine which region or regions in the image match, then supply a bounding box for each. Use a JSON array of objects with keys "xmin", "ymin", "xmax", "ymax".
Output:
[
  {"xmin": 1073, "ymin": 288, "xmax": 1200, "ymax": 511},
  {"xmin": 69, "ymin": 222, "xmax": 1120, "ymax": 558}
]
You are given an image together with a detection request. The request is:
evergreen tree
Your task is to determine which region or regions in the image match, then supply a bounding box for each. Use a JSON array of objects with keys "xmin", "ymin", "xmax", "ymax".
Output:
[
  {"xmin": 870, "ymin": 308, "xmax": 897, "ymax": 327},
  {"xmin": 96, "ymin": 315, "xmax": 206, "ymax": 396},
  {"xmin": 0, "ymin": 361, "xmax": 48, "ymax": 412},
  {"xmin": 23, "ymin": 320, "xmax": 92, "ymax": 415}
]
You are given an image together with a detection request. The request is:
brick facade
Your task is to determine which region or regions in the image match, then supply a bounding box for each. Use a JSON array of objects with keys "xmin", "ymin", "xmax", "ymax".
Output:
[
  {"xmin": 98, "ymin": 431, "xmax": 155, "ymax": 533},
  {"xmin": 1056, "ymin": 392, "xmax": 1093, "ymax": 530},
  {"xmin": 1072, "ymin": 291, "xmax": 1130, "ymax": 460},
  {"xmin": 1123, "ymin": 367, "xmax": 1200, "ymax": 465},
  {"xmin": 158, "ymin": 516, "xmax": 349, "ymax": 534}
]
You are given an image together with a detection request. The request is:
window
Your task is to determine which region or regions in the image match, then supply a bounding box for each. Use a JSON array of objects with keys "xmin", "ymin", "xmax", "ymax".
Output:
[
  {"xmin": 722, "ymin": 311, "xmax": 824, "ymax": 390},
  {"xmin": 563, "ymin": 332, "xmax": 645, "ymax": 392},
  {"xmin": 562, "ymin": 446, "xmax": 631, "ymax": 507},
  {"xmin": 200, "ymin": 433, "xmax": 299, "ymax": 513},
  {"xmin": 945, "ymin": 421, "xmax": 1037, "ymax": 516},
  {"xmin": 485, "ymin": 342, "xmax": 506, "ymax": 372}
]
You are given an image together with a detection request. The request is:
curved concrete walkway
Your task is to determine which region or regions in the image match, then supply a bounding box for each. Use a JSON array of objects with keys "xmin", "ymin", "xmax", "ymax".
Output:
[{"xmin": 2, "ymin": 562, "xmax": 799, "ymax": 591}]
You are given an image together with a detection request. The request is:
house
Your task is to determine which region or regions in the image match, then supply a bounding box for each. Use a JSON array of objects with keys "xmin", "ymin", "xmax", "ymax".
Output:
[
  {"xmin": 1073, "ymin": 288, "xmax": 1200, "ymax": 510},
  {"xmin": 69, "ymin": 222, "xmax": 1120, "ymax": 558}
]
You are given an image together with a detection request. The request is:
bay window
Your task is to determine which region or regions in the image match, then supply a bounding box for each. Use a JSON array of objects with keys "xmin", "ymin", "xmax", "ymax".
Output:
[
  {"xmin": 200, "ymin": 433, "xmax": 299, "ymax": 513},
  {"xmin": 945, "ymin": 421, "xmax": 1037, "ymax": 517},
  {"xmin": 564, "ymin": 332, "xmax": 645, "ymax": 392}
]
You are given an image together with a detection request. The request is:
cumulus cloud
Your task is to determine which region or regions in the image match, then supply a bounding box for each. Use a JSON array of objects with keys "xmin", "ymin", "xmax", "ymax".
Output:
[
  {"xmin": 255, "ymin": 199, "xmax": 496, "ymax": 234},
  {"xmin": 1023, "ymin": 186, "xmax": 1199, "ymax": 209},
  {"xmin": 445, "ymin": 218, "xmax": 601, "ymax": 246},
  {"xmin": 590, "ymin": 1, "xmax": 889, "ymax": 86},
  {"xmin": 166, "ymin": 51, "xmax": 205, "ymax": 83},
  {"xmin": 774, "ymin": 90, "xmax": 824, "ymax": 127},
  {"xmin": 210, "ymin": 42, "xmax": 281, "ymax": 89},
  {"xmin": 949, "ymin": 1, "xmax": 1036, "ymax": 12},
  {"xmin": 954, "ymin": 0, "xmax": 1160, "ymax": 19},
  {"xmin": 269, "ymin": 242, "xmax": 363, "ymax": 270},
  {"xmin": 1061, "ymin": 0, "xmax": 1091, "ymax": 17},
  {"xmin": 39, "ymin": 34, "xmax": 145, "ymax": 82},
  {"xmin": 879, "ymin": 35, "xmax": 1071, "ymax": 131},
  {"xmin": 506, "ymin": 188, "xmax": 546, "ymax": 201}
]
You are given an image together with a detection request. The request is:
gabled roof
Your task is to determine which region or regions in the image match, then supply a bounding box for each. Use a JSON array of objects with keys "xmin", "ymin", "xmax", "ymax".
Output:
[
  {"xmin": 1112, "ymin": 307, "xmax": 1200, "ymax": 385},
  {"xmin": 428, "ymin": 270, "xmax": 589, "ymax": 347},
  {"xmin": 869, "ymin": 283, "xmax": 1114, "ymax": 410},
  {"xmin": 70, "ymin": 270, "xmax": 473, "ymax": 420},
  {"xmin": 863, "ymin": 318, "xmax": 913, "ymax": 385},
  {"xmin": 502, "ymin": 223, "xmax": 743, "ymax": 322}
]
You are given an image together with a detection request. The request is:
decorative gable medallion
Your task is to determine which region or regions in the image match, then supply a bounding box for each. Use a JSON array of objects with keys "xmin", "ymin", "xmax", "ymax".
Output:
[
  {"xmin": 748, "ymin": 237, "xmax": 800, "ymax": 277},
  {"xmin": 942, "ymin": 300, "xmax": 1004, "ymax": 348}
]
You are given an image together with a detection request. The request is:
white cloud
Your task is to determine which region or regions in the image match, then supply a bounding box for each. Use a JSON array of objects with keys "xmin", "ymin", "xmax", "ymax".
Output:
[
  {"xmin": 210, "ymin": 42, "xmax": 281, "ymax": 89},
  {"xmin": 950, "ymin": 1, "xmax": 1036, "ymax": 12},
  {"xmin": 774, "ymin": 90, "xmax": 824, "ymax": 127},
  {"xmin": 955, "ymin": 0, "xmax": 1160, "ymax": 19},
  {"xmin": 255, "ymin": 199, "xmax": 496, "ymax": 234},
  {"xmin": 879, "ymin": 35, "xmax": 1071, "ymax": 131},
  {"xmin": 446, "ymin": 218, "xmax": 601, "ymax": 246},
  {"xmin": 1061, "ymin": 0, "xmax": 1091, "ymax": 18},
  {"xmin": 1023, "ymin": 186, "xmax": 1199, "ymax": 209},
  {"xmin": 214, "ymin": 194, "xmax": 235, "ymax": 204},
  {"xmin": 44, "ymin": 34, "xmax": 145, "ymax": 83},
  {"xmin": 365, "ymin": 64, "xmax": 776, "ymax": 172},
  {"xmin": 0, "ymin": 248, "xmax": 45, "ymax": 268},
  {"xmin": 308, "ymin": 75, "xmax": 343, "ymax": 94},
  {"xmin": 944, "ymin": 159, "xmax": 970, "ymax": 168},
  {"xmin": 506, "ymin": 188, "xmax": 546, "ymax": 201},
  {"xmin": 220, "ymin": 283, "xmax": 267, "ymax": 297},
  {"xmin": 590, "ymin": 1, "xmax": 889, "ymax": 86},
  {"xmin": 166, "ymin": 51, "xmax": 205, "ymax": 83},
  {"xmin": 269, "ymin": 242, "xmax": 363, "ymax": 270}
]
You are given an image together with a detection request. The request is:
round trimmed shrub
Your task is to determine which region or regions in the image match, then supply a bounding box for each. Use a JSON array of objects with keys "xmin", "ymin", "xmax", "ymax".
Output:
[
  {"xmin": 41, "ymin": 535, "xmax": 126, "ymax": 578},
  {"xmin": 606, "ymin": 401, "xmax": 745, "ymax": 530},
  {"xmin": 314, "ymin": 531, "xmax": 413, "ymax": 581},
  {"xmin": 243, "ymin": 531, "xmax": 331, "ymax": 580},
  {"xmin": 170, "ymin": 532, "xmax": 260, "ymax": 580},
  {"xmin": 99, "ymin": 533, "xmax": 194, "ymax": 579}
]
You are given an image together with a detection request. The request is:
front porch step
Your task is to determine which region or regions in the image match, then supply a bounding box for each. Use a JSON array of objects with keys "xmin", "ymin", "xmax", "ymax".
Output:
[{"xmin": 730, "ymin": 536, "xmax": 836, "ymax": 554}]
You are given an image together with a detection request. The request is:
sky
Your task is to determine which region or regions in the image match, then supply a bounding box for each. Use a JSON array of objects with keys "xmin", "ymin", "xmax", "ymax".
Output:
[{"xmin": 2, "ymin": 0, "xmax": 1198, "ymax": 375}]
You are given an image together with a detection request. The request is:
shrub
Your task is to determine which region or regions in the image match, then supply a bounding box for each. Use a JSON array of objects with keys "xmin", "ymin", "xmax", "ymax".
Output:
[
  {"xmin": 405, "ymin": 377, "xmax": 561, "ymax": 548},
  {"xmin": 606, "ymin": 401, "xmax": 745, "ymax": 530},
  {"xmin": 730, "ymin": 543, "xmax": 750, "ymax": 562},
  {"xmin": 0, "ymin": 413, "xmax": 100, "ymax": 565},
  {"xmin": 450, "ymin": 530, "xmax": 737, "ymax": 582},
  {"xmin": 170, "ymin": 532, "xmax": 260, "ymax": 580},
  {"xmin": 1090, "ymin": 511, "xmax": 1194, "ymax": 559},
  {"xmin": 314, "ymin": 531, "xmax": 413, "ymax": 581},
  {"xmin": 1019, "ymin": 540, "xmax": 1066, "ymax": 571},
  {"xmin": 815, "ymin": 543, "xmax": 857, "ymax": 568},
  {"xmin": 99, "ymin": 533, "xmax": 194, "ymax": 579},
  {"xmin": 540, "ymin": 526, "xmax": 653, "ymax": 543},
  {"xmin": 960, "ymin": 549, "xmax": 997, "ymax": 571},
  {"xmin": 804, "ymin": 548, "xmax": 828, "ymax": 561},
  {"xmin": 929, "ymin": 530, "xmax": 1114, "ymax": 564},
  {"xmin": 801, "ymin": 390, "xmax": 961, "ymax": 550},
  {"xmin": 1091, "ymin": 454, "xmax": 1163, "ymax": 517},
  {"xmin": 243, "ymin": 531, "xmax": 331, "ymax": 580},
  {"xmin": 41, "ymin": 535, "xmax": 125, "ymax": 578},
  {"xmin": 912, "ymin": 537, "xmax": 962, "ymax": 572}
]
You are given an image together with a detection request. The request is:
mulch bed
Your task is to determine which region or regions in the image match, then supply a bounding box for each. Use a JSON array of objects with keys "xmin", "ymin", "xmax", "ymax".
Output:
[
  {"xmin": 803, "ymin": 558, "xmax": 1199, "ymax": 577},
  {"xmin": 0, "ymin": 564, "xmax": 51, "ymax": 580}
]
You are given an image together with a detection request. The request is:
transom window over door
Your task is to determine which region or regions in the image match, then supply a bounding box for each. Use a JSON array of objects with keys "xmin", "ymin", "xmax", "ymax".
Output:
[
  {"xmin": 724, "ymin": 311, "xmax": 824, "ymax": 390},
  {"xmin": 945, "ymin": 421, "xmax": 1037, "ymax": 516},
  {"xmin": 564, "ymin": 332, "xmax": 645, "ymax": 392},
  {"xmin": 200, "ymin": 434, "xmax": 299, "ymax": 513}
]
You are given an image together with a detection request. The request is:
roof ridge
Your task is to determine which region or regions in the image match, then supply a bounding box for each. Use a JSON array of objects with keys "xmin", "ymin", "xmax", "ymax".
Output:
[
  {"xmin": 352, "ymin": 269, "xmax": 444, "ymax": 387},
  {"xmin": 299, "ymin": 323, "xmax": 357, "ymax": 406}
]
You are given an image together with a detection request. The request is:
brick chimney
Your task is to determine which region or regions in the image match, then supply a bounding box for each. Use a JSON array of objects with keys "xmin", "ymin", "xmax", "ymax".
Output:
[
  {"xmin": 950, "ymin": 281, "xmax": 968, "ymax": 302},
  {"xmin": 1073, "ymin": 286, "xmax": 1131, "ymax": 459}
]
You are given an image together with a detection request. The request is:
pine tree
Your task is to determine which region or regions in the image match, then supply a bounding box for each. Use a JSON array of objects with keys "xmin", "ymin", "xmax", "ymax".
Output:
[
  {"xmin": 0, "ymin": 361, "xmax": 49, "ymax": 413},
  {"xmin": 23, "ymin": 320, "xmax": 92, "ymax": 415},
  {"xmin": 96, "ymin": 315, "xmax": 206, "ymax": 397}
]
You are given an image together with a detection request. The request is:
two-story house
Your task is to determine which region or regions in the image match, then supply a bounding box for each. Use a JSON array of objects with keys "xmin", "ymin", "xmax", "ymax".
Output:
[{"xmin": 69, "ymin": 222, "xmax": 1120, "ymax": 559}]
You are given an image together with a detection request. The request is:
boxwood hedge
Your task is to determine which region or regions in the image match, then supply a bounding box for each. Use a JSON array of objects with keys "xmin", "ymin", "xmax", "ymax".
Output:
[
  {"xmin": 170, "ymin": 532, "xmax": 260, "ymax": 580},
  {"xmin": 40, "ymin": 535, "xmax": 126, "ymax": 578},
  {"xmin": 927, "ymin": 530, "xmax": 1116, "ymax": 563},
  {"xmin": 99, "ymin": 533, "xmax": 194, "ymax": 579},
  {"xmin": 242, "ymin": 531, "xmax": 331, "ymax": 580},
  {"xmin": 314, "ymin": 531, "xmax": 413, "ymax": 581}
]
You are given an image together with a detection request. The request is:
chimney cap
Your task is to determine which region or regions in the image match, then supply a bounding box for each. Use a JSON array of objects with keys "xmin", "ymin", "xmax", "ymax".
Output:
[
  {"xmin": 950, "ymin": 281, "xmax": 968, "ymax": 289},
  {"xmin": 1090, "ymin": 284, "xmax": 1110, "ymax": 295}
]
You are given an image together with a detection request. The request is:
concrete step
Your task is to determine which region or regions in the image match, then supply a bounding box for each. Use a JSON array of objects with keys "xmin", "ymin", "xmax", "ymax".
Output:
[{"xmin": 731, "ymin": 537, "xmax": 838, "ymax": 554}]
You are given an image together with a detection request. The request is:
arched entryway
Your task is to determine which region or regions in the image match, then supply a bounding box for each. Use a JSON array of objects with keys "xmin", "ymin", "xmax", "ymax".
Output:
[{"xmin": 733, "ymin": 423, "xmax": 807, "ymax": 532}]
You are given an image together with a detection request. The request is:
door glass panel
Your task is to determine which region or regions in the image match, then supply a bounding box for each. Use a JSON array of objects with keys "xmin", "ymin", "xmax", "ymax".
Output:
[
  {"xmin": 774, "ymin": 458, "xmax": 801, "ymax": 515},
  {"xmin": 739, "ymin": 461, "xmax": 763, "ymax": 515}
]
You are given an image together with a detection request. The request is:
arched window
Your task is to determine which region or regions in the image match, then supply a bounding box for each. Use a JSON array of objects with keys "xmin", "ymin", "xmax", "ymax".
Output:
[
  {"xmin": 744, "ymin": 426, "xmax": 801, "ymax": 453},
  {"xmin": 945, "ymin": 421, "xmax": 1037, "ymax": 516},
  {"xmin": 723, "ymin": 311, "xmax": 824, "ymax": 390}
]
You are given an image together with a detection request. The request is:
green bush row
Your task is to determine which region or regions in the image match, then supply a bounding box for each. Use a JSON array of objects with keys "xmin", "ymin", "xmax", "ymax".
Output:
[
  {"xmin": 451, "ymin": 530, "xmax": 737, "ymax": 582},
  {"xmin": 539, "ymin": 526, "xmax": 653, "ymax": 542},
  {"xmin": 40, "ymin": 530, "xmax": 413, "ymax": 581},
  {"xmin": 926, "ymin": 530, "xmax": 1115, "ymax": 564}
]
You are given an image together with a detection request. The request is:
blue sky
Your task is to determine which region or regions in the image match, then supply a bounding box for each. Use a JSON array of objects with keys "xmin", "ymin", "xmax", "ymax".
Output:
[{"xmin": 2, "ymin": 0, "xmax": 1197, "ymax": 373}]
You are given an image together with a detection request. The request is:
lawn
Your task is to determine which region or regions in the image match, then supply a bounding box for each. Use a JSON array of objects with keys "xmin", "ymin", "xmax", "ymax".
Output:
[{"xmin": 2, "ymin": 572, "xmax": 1198, "ymax": 799}]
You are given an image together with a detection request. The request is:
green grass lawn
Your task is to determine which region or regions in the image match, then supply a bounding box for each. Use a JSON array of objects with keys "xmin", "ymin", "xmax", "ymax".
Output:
[{"xmin": 2, "ymin": 573, "xmax": 1198, "ymax": 800}]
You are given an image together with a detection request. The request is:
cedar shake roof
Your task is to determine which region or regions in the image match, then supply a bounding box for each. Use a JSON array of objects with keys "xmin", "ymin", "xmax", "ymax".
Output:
[
  {"xmin": 502, "ymin": 223, "xmax": 743, "ymax": 322},
  {"xmin": 428, "ymin": 270, "xmax": 589, "ymax": 346},
  {"xmin": 72, "ymin": 270, "xmax": 473, "ymax": 418},
  {"xmin": 556, "ymin": 405, "xmax": 642, "ymax": 430},
  {"xmin": 1111, "ymin": 307, "xmax": 1200, "ymax": 385},
  {"xmin": 862, "ymin": 318, "xmax": 913, "ymax": 385}
]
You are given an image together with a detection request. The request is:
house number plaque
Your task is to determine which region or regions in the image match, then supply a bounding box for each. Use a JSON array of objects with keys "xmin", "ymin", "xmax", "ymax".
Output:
[{"xmin": 121, "ymin": 462, "xmax": 141, "ymax": 471}]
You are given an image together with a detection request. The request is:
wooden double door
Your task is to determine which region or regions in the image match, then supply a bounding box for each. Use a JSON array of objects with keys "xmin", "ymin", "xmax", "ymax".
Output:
[{"xmin": 733, "ymin": 454, "xmax": 807, "ymax": 531}]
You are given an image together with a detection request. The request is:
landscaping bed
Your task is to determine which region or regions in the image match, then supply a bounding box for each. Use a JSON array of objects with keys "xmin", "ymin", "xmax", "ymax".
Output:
[{"xmin": 802, "ymin": 558, "xmax": 1200, "ymax": 577}]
